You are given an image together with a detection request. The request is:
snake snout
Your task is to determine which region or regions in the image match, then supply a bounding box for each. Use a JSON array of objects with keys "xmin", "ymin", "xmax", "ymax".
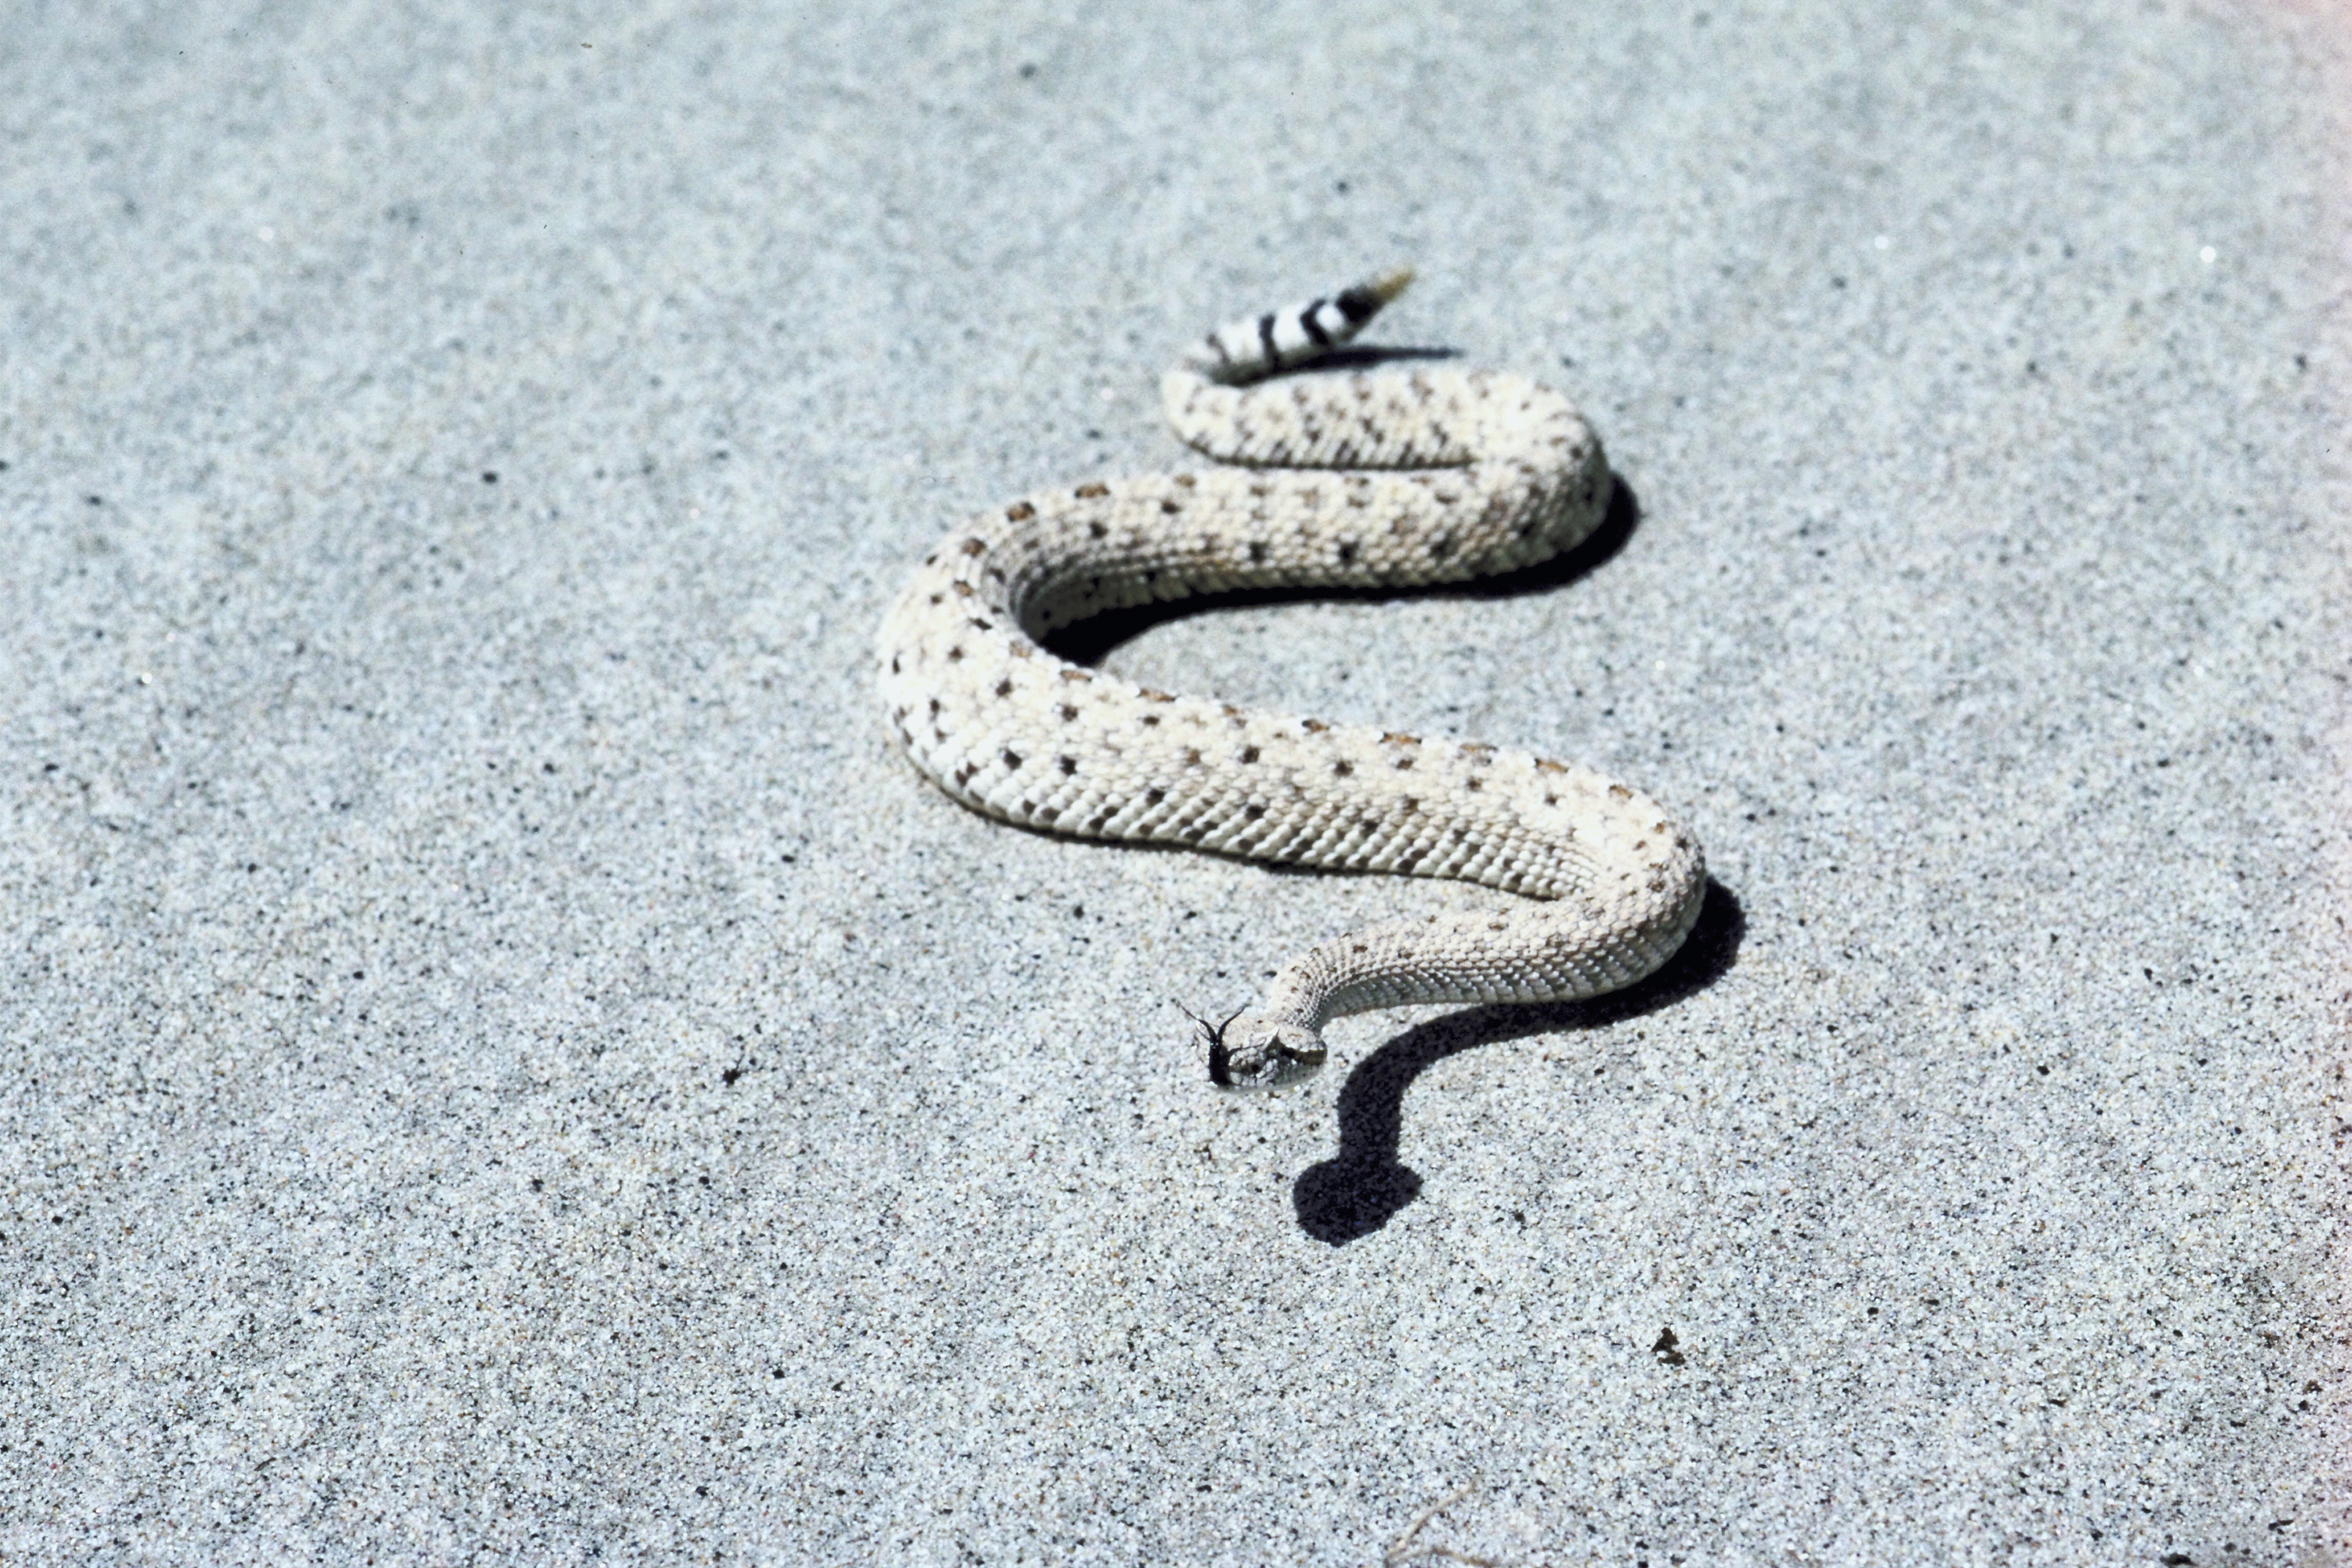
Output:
[{"xmin": 1204, "ymin": 1014, "xmax": 1327, "ymax": 1091}]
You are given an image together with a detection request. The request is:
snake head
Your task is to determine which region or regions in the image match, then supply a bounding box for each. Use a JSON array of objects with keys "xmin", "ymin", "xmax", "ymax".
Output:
[{"xmin": 1194, "ymin": 1009, "xmax": 1327, "ymax": 1091}]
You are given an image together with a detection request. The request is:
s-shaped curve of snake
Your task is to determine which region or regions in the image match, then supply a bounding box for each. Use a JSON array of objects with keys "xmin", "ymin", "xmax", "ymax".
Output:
[{"xmin": 877, "ymin": 272, "xmax": 1705, "ymax": 1089}]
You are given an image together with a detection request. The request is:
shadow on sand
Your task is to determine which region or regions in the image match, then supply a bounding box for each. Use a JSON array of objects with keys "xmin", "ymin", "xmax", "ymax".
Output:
[{"xmin": 1291, "ymin": 878, "xmax": 1747, "ymax": 1246}]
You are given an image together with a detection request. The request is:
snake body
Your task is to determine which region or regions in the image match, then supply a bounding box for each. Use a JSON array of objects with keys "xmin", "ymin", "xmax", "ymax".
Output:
[{"xmin": 876, "ymin": 274, "xmax": 1704, "ymax": 1088}]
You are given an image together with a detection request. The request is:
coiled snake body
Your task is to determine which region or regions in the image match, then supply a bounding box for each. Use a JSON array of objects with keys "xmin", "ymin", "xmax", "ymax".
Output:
[{"xmin": 877, "ymin": 274, "xmax": 1704, "ymax": 1088}]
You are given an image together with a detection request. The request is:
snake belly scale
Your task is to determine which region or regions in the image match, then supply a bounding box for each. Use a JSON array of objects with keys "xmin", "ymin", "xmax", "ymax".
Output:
[{"xmin": 876, "ymin": 272, "xmax": 1705, "ymax": 1088}]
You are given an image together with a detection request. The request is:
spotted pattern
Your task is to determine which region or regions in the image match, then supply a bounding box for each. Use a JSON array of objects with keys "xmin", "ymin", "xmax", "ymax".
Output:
[{"xmin": 875, "ymin": 276, "xmax": 1705, "ymax": 1087}]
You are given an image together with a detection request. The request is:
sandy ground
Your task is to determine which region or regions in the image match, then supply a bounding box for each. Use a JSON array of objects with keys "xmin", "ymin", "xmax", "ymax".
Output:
[{"xmin": 4, "ymin": 1, "xmax": 2348, "ymax": 1562}]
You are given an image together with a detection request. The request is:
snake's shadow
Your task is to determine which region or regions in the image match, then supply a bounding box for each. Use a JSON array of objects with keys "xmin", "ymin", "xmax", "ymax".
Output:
[
  {"xmin": 1292, "ymin": 878, "xmax": 1746, "ymax": 1246},
  {"xmin": 1042, "ymin": 466, "xmax": 1643, "ymax": 665}
]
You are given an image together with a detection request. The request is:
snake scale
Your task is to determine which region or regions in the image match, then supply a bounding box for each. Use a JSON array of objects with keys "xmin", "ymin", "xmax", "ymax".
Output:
[{"xmin": 876, "ymin": 273, "xmax": 1705, "ymax": 1088}]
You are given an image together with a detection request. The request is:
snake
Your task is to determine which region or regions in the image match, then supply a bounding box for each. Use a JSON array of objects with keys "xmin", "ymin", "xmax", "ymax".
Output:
[{"xmin": 876, "ymin": 272, "xmax": 1705, "ymax": 1089}]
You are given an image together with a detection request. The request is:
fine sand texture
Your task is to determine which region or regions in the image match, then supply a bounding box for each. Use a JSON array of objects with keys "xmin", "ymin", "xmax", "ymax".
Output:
[{"xmin": 4, "ymin": 2, "xmax": 2348, "ymax": 1562}]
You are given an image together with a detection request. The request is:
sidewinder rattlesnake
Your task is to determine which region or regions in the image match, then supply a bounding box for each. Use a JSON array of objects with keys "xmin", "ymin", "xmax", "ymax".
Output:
[{"xmin": 876, "ymin": 272, "xmax": 1705, "ymax": 1089}]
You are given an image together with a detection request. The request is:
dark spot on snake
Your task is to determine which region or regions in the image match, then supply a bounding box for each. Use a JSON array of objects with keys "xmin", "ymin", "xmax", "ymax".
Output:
[
  {"xmin": 995, "ymin": 678, "xmax": 1013, "ymax": 696},
  {"xmin": 1337, "ymin": 541, "xmax": 1358, "ymax": 564},
  {"xmin": 1006, "ymin": 502, "xmax": 1035, "ymax": 521},
  {"xmin": 1059, "ymin": 703, "xmax": 1078, "ymax": 721},
  {"xmin": 1239, "ymin": 747, "xmax": 1259, "ymax": 763},
  {"xmin": 1001, "ymin": 749, "xmax": 1023, "ymax": 769},
  {"xmin": 947, "ymin": 646, "xmax": 963, "ymax": 661},
  {"xmin": 1248, "ymin": 541, "xmax": 1269, "ymax": 563},
  {"xmin": 1332, "ymin": 760, "xmax": 1352, "ymax": 776},
  {"xmin": 961, "ymin": 538, "xmax": 987, "ymax": 554},
  {"xmin": 1243, "ymin": 804, "xmax": 1264, "ymax": 819},
  {"xmin": 1145, "ymin": 788, "xmax": 1165, "ymax": 805},
  {"xmin": 1057, "ymin": 756, "xmax": 1078, "ymax": 776},
  {"xmin": 1161, "ymin": 499, "xmax": 1181, "ymax": 514},
  {"xmin": 1088, "ymin": 520, "xmax": 1108, "ymax": 539},
  {"xmin": 1075, "ymin": 482, "xmax": 1109, "ymax": 499}
]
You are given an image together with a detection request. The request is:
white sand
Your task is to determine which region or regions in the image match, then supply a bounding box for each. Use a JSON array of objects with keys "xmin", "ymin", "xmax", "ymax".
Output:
[{"xmin": 3, "ymin": 2, "xmax": 2346, "ymax": 1562}]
